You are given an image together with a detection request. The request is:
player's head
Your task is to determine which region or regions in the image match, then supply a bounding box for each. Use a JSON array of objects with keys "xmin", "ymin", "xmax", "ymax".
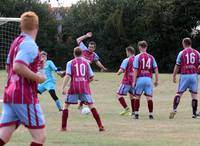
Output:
[
  {"xmin": 20, "ymin": 11, "xmax": 39, "ymax": 33},
  {"xmin": 126, "ymin": 46, "xmax": 135, "ymax": 57},
  {"xmin": 74, "ymin": 47, "xmax": 82, "ymax": 57},
  {"xmin": 138, "ymin": 40, "xmax": 148, "ymax": 52},
  {"xmin": 182, "ymin": 37, "xmax": 192, "ymax": 48},
  {"xmin": 40, "ymin": 51, "xmax": 47, "ymax": 62},
  {"xmin": 88, "ymin": 41, "xmax": 96, "ymax": 52}
]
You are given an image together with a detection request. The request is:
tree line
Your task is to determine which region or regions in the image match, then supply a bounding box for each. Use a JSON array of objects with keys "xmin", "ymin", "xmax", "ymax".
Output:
[{"xmin": 1, "ymin": 0, "xmax": 200, "ymax": 72}]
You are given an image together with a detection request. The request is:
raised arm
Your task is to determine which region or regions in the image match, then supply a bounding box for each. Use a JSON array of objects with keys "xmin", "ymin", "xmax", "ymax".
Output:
[{"xmin": 76, "ymin": 32, "xmax": 93, "ymax": 44}]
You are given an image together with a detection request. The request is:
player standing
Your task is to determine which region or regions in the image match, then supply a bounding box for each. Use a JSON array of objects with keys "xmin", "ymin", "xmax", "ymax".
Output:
[
  {"xmin": 116, "ymin": 46, "xmax": 135, "ymax": 116},
  {"xmin": 133, "ymin": 41, "xmax": 159, "ymax": 119},
  {"xmin": 61, "ymin": 47, "xmax": 104, "ymax": 132},
  {"xmin": 38, "ymin": 51, "xmax": 64, "ymax": 111},
  {"xmin": 76, "ymin": 32, "xmax": 107, "ymax": 109},
  {"xmin": 0, "ymin": 12, "xmax": 46, "ymax": 146},
  {"xmin": 169, "ymin": 38, "xmax": 200, "ymax": 119}
]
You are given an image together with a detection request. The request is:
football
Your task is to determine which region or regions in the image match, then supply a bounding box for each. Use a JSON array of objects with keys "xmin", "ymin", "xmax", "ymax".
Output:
[{"xmin": 81, "ymin": 107, "xmax": 91, "ymax": 115}]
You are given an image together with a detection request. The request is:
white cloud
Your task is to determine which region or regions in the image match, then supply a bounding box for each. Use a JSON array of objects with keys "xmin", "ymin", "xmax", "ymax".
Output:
[{"xmin": 47, "ymin": 0, "xmax": 79, "ymax": 7}]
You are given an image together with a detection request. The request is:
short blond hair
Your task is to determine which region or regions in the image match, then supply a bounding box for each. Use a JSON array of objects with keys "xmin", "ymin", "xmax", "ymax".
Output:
[{"xmin": 20, "ymin": 11, "xmax": 39, "ymax": 31}]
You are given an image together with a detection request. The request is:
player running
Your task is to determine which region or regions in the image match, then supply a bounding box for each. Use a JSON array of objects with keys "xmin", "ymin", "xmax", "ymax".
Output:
[
  {"xmin": 76, "ymin": 32, "xmax": 107, "ymax": 109},
  {"xmin": 133, "ymin": 41, "xmax": 159, "ymax": 119},
  {"xmin": 37, "ymin": 51, "xmax": 64, "ymax": 111},
  {"xmin": 61, "ymin": 47, "xmax": 105, "ymax": 132},
  {"xmin": 0, "ymin": 11, "xmax": 46, "ymax": 146},
  {"xmin": 116, "ymin": 46, "xmax": 135, "ymax": 116},
  {"xmin": 169, "ymin": 38, "xmax": 200, "ymax": 119}
]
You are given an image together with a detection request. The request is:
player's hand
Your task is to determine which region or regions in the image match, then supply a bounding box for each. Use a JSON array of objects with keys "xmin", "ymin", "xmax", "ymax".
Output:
[
  {"xmin": 36, "ymin": 74, "xmax": 46, "ymax": 83},
  {"xmin": 62, "ymin": 90, "xmax": 66, "ymax": 95},
  {"xmin": 101, "ymin": 67, "xmax": 108, "ymax": 72},
  {"xmin": 86, "ymin": 32, "xmax": 93, "ymax": 37},
  {"xmin": 132, "ymin": 81, "xmax": 136, "ymax": 87},
  {"xmin": 57, "ymin": 71, "xmax": 66, "ymax": 78},
  {"xmin": 173, "ymin": 76, "xmax": 176, "ymax": 83},
  {"xmin": 154, "ymin": 81, "xmax": 158, "ymax": 87}
]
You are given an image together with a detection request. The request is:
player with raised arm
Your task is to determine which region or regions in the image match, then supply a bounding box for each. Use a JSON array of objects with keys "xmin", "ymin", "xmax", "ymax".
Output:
[
  {"xmin": 116, "ymin": 46, "xmax": 135, "ymax": 116},
  {"xmin": 0, "ymin": 11, "xmax": 46, "ymax": 146},
  {"xmin": 76, "ymin": 32, "xmax": 107, "ymax": 109},
  {"xmin": 169, "ymin": 38, "xmax": 200, "ymax": 119},
  {"xmin": 61, "ymin": 47, "xmax": 105, "ymax": 132},
  {"xmin": 37, "ymin": 51, "xmax": 64, "ymax": 111},
  {"xmin": 133, "ymin": 41, "xmax": 159, "ymax": 119}
]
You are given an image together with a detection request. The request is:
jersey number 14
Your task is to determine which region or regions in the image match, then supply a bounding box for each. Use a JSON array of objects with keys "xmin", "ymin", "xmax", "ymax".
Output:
[{"xmin": 141, "ymin": 58, "xmax": 151, "ymax": 69}]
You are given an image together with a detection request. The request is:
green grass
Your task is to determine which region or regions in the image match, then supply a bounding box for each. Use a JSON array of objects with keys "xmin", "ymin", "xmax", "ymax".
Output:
[{"xmin": 1, "ymin": 71, "xmax": 200, "ymax": 146}]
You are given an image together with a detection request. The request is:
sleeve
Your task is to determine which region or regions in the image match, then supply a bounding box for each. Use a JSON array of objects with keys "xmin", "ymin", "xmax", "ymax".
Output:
[
  {"xmin": 66, "ymin": 61, "xmax": 72, "ymax": 76},
  {"xmin": 120, "ymin": 58, "xmax": 128, "ymax": 71},
  {"xmin": 88, "ymin": 63, "xmax": 94, "ymax": 77},
  {"xmin": 176, "ymin": 52, "xmax": 182, "ymax": 65},
  {"xmin": 49, "ymin": 61, "xmax": 58, "ymax": 71},
  {"xmin": 93, "ymin": 53, "xmax": 100, "ymax": 62},
  {"xmin": 198, "ymin": 53, "xmax": 200, "ymax": 64},
  {"xmin": 79, "ymin": 42, "xmax": 88, "ymax": 51},
  {"xmin": 15, "ymin": 41, "xmax": 38, "ymax": 66},
  {"xmin": 133, "ymin": 55, "xmax": 139, "ymax": 69},
  {"xmin": 152, "ymin": 57, "xmax": 158, "ymax": 69}
]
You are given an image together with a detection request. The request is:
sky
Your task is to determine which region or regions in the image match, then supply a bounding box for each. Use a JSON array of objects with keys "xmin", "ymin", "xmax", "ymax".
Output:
[{"xmin": 42, "ymin": 0, "xmax": 79, "ymax": 7}]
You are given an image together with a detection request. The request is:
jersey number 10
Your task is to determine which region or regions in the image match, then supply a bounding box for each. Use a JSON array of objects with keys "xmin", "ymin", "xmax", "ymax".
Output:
[
  {"xmin": 75, "ymin": 63, "xmax": 86, "ymax": 76},
  {"xmin": 185, "ymin": 53, "xmax": 195, "ymax": 64}
]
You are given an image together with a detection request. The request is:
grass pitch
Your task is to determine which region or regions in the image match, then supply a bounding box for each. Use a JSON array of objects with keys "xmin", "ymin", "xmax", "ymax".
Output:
[{"xmin": 1, "ymin": 71, "xmax": 200, "ymax": 146}]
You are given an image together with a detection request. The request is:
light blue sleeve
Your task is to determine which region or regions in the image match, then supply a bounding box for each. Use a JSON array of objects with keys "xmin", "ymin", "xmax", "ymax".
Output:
[
  {"xmin": 15, "ymin": 41, "xmax": 38, "ymax": 65},
  {"xmin": 49, "ymin": 60, "xmax": 57, "ymax": 71},
  {"xmin": 79, "ymin": 42, "xmax": 88, "ymax": 51},
  {"xmin": 198, "ymin": 53, "xmax": 200, "ymax": 63},
  {"xmin": 120, "ymin": 58, "xmax": 128, "ymax": 70},
  {"xmin": 93, "ymin": 53, "xmax": 100, "ymax": 62},
  {"xmin": 176, "ymin": 52, "xmax": 182, "ymax": 65},
  {"xmin": 66, "ymin": 61, "xmax": 72, "ymax": 75},
  {"xmin": 133, "ymin": 55, "xmax": 139, "ymax": 69},
  {"xmin": 152, "ymin": 57, "xmax": 158, "ymax": 69},
  {"xmin": 88, "ymin": 63, "xmax": 94, "ymax": 77}
]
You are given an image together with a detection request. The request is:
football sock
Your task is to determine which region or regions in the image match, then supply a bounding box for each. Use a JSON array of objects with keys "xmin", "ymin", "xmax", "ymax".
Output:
[
  {"xmin": 0, "ymin": 139, "xmax": 5, "ymax": 146},
  {"xmin": 79, "ymin": 101, "xmax": 84, "ymax": 107},
  {"xmin": 30, "ymin": 142, "xmax": 43, "ymax": 146},
  {"xmin": 91, "ymin": 108, "xmax": 103, "ymax": 128},
  {"xmin": 134, "ymin": 99, "xmax": 140, "ymax": 114},
  {"xmin": 147, "ymin": 100, "xmax": 153, "ymax": 113},
  {"xmin": 118, "ymin": 97, "xmax": 128, "ymax": 109},
  {"xmin": 131, "ymin": 98, "xmax": 135, "ymax": 113},
  {"xmin": 62, "ymin": 109, "xmax": 68, "ymax": 129},
  {"xmin": 173, "ymin": 95, "xmax": 180, "ymax": 112},
  {"xmin": 192, "ymin": 99, "xmax": 198, "ymax": 115}
]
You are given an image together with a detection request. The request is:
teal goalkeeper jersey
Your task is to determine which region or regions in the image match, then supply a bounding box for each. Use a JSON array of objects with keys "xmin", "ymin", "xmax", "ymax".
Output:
[{"xmin": 43, "ymin": 60, "xmax": 57, "ymax": 83}]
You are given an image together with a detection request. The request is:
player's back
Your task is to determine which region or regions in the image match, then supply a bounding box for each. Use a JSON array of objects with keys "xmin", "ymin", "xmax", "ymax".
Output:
[
  {"xmin": 4, "ymin": 33, "xmax": 39, "ymax": 104},
  {"xmin": 122, "ymin": 56, "xmax": 134, "ymax": 85},
  {"xmin": 179, "ymin": 48, "xmax": 200, "ymax": 74},
  {"xmin": 135, "ymin": 52, "xmax": 157, "ymax": 78},
  {"xmin": 68, "ymin": 57, "xmax": 93, "ymax": 94}
]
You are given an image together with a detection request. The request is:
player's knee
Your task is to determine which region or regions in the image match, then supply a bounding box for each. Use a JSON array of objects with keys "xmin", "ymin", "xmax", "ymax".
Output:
[
  {"xmin": 32, "ymin": 132, "xmax": 46, "ymax": 144},
  {"xmin": 147, "ymin": 97, "xmax": 152, "ymax": 101}
]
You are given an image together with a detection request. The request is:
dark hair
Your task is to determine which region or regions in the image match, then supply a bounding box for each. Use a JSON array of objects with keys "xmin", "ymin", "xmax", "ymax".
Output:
[
  {"xmin": 138, "ymin": 40, "xmax": 148, "ymax": 48},
  {"xmin": 40, "ymin": 51, "xmax": 47, "ymax": 56},
  {"xmin": 88, "ymin": 41, "xmax": 96, "ymax": 48},
  {"xmin": 182, "ymin": 37, "xmax": 192, "ymax": 46},
  {"xmin": 126, "ymin": 46, "xmax": 135, "ymax": 55},
  {"xmin": 74, "ymin": 47, "xmax": 82, "ymax": 57}
]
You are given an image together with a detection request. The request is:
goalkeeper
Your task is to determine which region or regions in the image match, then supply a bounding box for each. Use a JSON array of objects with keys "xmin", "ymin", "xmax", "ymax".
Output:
[{"xmin": 38, "ymin": 51, "xmax": 65, "ymax": 111}]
